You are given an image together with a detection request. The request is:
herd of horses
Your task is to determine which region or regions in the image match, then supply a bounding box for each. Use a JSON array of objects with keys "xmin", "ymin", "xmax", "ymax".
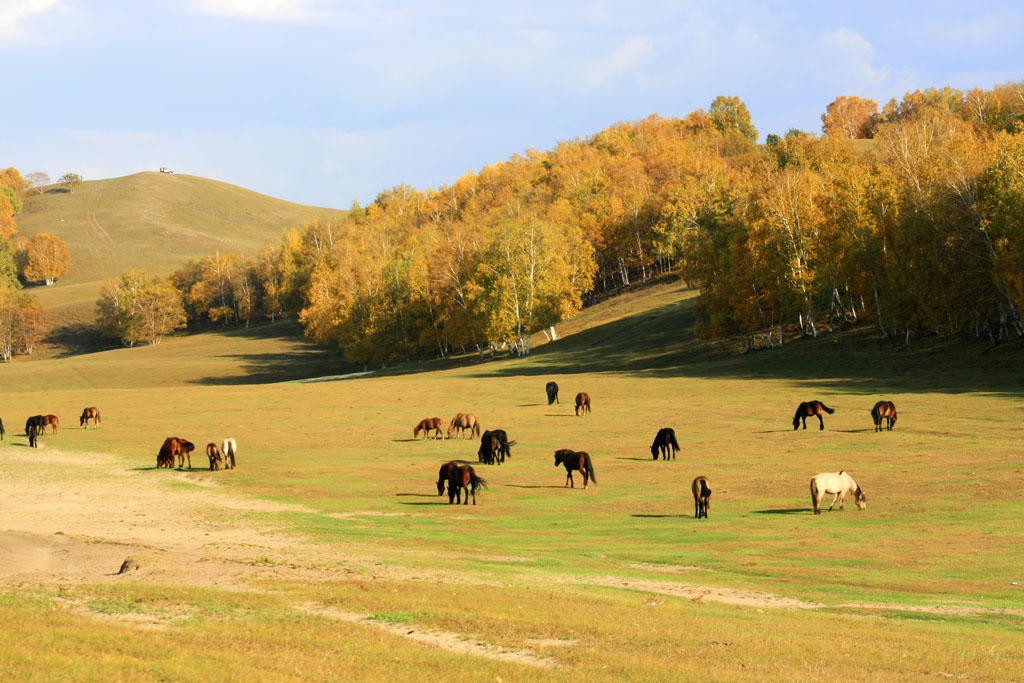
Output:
[
  {"xmin": 8, "ymin": 407, "xmax": 102, "ymax": 448},
  {"xmin": 422, "ymin": 385, "xmax": 893, "ymax": 516}
]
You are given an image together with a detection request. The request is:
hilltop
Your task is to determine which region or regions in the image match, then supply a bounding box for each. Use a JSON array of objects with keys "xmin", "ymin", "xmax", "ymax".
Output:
[{"xmin": 14, "ymin": 172, "xmax": 342, "ymax": 330}]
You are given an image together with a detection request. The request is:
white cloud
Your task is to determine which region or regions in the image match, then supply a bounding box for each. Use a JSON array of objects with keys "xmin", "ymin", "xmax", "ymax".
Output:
[
  {"xmin": 589, "ymin": 35, "xmax": 654, "ymax": 86},
  {"xmin": 0, "ymin": 0, "xmax": 59, "ymax": 39},
  {"xmin": 192, "ymin": 0, "xmax": 325, "ymax": 21}
]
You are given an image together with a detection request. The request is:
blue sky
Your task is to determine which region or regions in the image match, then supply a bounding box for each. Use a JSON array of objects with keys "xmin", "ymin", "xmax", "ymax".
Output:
[{"xmin": 1, "ymin": 1, "xmax": 1021, "ymax": 208}]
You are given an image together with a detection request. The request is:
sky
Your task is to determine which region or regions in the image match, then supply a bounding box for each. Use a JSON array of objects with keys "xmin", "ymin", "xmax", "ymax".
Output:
[{"xmin": 1, "ymin": 0, "xmax": 1021, "ymax": 208}]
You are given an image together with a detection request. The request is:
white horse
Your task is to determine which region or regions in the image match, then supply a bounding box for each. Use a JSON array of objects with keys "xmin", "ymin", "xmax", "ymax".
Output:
[
  {"xmin": 810, "ymin": 471, "xmax": 866, "ymax": 515},
  {"xmin": 221, "ymin": 438, "xmax": 238, "ymax": 469}
]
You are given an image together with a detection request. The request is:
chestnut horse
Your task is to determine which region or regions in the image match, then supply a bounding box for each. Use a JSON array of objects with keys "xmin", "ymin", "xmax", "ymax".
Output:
[
  {"xmin": 792, "ymin": 400, "xmax": 835, "ymax": 430},
  {"xmin": 810, "ymin": 471, "xmax": 866, "ymax": 515},
  {"xmin": 206, "ymin": 443, "xmax": 223, "ymax": 471},
  {"xmin": 448, "ymin": 464, "xmax": 487, "ymax": 505},
  {"xmin": 574, "ymin": 392, "xmax": 591, "ymax": 417},
  {"xmin": 42, "ymin": 414, "xmax": 59, "ymax": 435},
  {"xmin": 692, "ymin": 476, "xmax": 711, "ymax": 519},
  {"xmin": 80, "ymin": 407, "xmax": 100, "ymax": 429},
  {"xmin": 436, "ymin": 461, "xmax": 458, "ymax": 495},
  {"xmin": 871, "ymin": 401, "xmax": 897, "ymax": 432},
  {"xmin": 157, "ymin": 437, "xmax": 181, "ymax": 469},
  {"xmin": 447, "ymin": 413, "xmax": 481, "ymax": 439},
  {"xmin": 414, "ymin": 417, "xmax": 444, "ymax": 439},
  {"xmin": 221, "ymin": 438, "xmax": 237, "ymax": 469},
  {"xmin": 650, "ymin": 427, "xmax": 679, "ymax": 460},
  {"xmin": 546, "ymin": 381, "xmax": 559, "ymax": 405},
  {"xmin": 554, "ymin": 449, "xmax": 597, "ymax": 488}
]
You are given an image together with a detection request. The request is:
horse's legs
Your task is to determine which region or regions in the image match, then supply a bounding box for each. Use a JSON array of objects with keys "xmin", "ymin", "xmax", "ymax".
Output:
[
  {"xmin": 565, "ymin": 472, "xmax": 572, "ymax": 487},
  {"xmin": 583, "ymin": 468, "xmax": 589, "ymax": 489},
  {"xmin": 827, "ymin": 492, "xmax": 840, "ymax": 511},
  {"xmin": 801, "ymin": 416, "xmax": 807, "ymax": 430},
  {"xmin": 817, "ymin": 414, "xmax": 824, "ymax": 430}
]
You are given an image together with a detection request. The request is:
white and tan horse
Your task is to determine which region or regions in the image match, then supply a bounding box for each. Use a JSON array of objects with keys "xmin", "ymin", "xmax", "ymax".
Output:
[
  {"xmin": 810, "ymin": 471, "xmax": 866, "ymax": 515},
  {"xmin": 221, "ymin": 438, "xmax": 238, "ymax": 469}
]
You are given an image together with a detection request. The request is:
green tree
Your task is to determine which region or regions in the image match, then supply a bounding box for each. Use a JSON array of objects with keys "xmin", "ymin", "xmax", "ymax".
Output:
[{"xmin": 709, "ymin": 95, "xmax": 758, "ymax": 142}]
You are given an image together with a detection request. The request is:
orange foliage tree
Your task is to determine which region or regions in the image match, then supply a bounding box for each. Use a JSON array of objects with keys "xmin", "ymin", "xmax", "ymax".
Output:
[
  {"xmin": 23, "ymin": 233, "xmax": 71, "ymax": 285},
  {"xmin": 821, "ymin": 95, "xmax": 878, "ymax": 138}
]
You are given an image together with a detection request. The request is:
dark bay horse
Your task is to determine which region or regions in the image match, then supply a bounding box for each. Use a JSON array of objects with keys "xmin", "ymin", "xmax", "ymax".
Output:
[
  {"xmin": 575, "ymin": 392, "xmax": 591, "ymax": 417},
  {"xmin": 80, "ymin": 407, "xmax": 100, "ymax": 428},
  {"xmin": 414, "ymin": 417, "xmax": 444, "ymax": 439},
  {"xmin": 692, "ymin": 476, "xmax": 711, "ymax": 518},
  {"xmin": 792, "ymin": 401, "xmax": 835, "ymax": 430},
  {"xmin": 871, "ymin": 401, "xmax": 897, "ymax": 432},
  {"xmin": 650, "ymin": 427, "xmax": 679, "ymax": 460},
  {"xmin": 448, "ymin": 464, "xmax": 487, "ymax": 505},
  {"xmin": 27, "ymin": 423, "xmax": 39, "ymax": 448},
  {"xmin": 25, "ymin": 415, "xmax": 46, "ymax": 436},
  {"xmin": 0, "ymin": 417, "xmax": 4, "ymax": 441},
  {"xmin": 554, "ymin": 449, "xmax": 597, "ymax": 488},
  {"xmin": 43, "ymin": 414, "xmax": 59, "ymax": 435},
  {"xmin": 206, "ymin": 443, "xmax": 223, "ymax": 471},
  {"xmin": 546, "ymin": 381, "xmax": 559, "ymax": 405},
  {"xmin": 478, "ymin": 430, "xmax": 515, "ymax": 465},
  {"xmin": 437, "ymin": 461, "xmax": 458, "ymax": 495}
]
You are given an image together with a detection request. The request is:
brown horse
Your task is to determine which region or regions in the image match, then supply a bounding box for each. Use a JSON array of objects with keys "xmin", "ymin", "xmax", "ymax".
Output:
[
  {"xmin": 206, "ymin": 443, "xmax": 223, "ymax": 471},
  {"xmin": 157, "ymin": 437, "xmax": 179, "ymax": 468},
  {"xmin": 447, "ymin": 413, "xmax": 482, "ymax": 439},
  {"xmin": 574, "ymin": 392, "xmax": 591, "ymax": 417},
  {"xmin": 42, "ymin": 414, "xmax": 59, "ymax": 435},
  {"xmin": 692, "ymin": 476, "xmax": 711, "ymax": 519},
  {"xmin": 436, "ymin": 461, "xmax": 458, "ymax": 495},
  {"xmin": 80, "ymin": 407, "xmax": 101, "ymax": 429},
  {"xmin": 0, "ymin": 417, "xmax": 4, "ymax": 441},
  {"xmin": 871, "ymin": 400, "xmax": 897, "ymax": 432},
  {"xmin": 414, "ymin": 417, "xmax": 444, "ymax": 439},
  {"xmin": 792, "ymin": 400, "xmax": 835, "ymax": 430},
  {"xmin": 448, "ymin": 464, "xmax": 487, "ymax": 505},
  {"xmin": 27, "ymin": 423, "xmax": 39, "ymax": 448},
  {"xmin": 554, "ymin": 449, "xmax": 597, "ymax": 488}
]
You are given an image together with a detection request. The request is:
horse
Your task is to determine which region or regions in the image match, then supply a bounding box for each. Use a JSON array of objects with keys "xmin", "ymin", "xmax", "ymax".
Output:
[
  {"xmin": 574, "ymin": 392, "xmax": 591, "ymax": 417},
  {"xmin": 80, "ymin": 407, "xmax": 100, "ymax": 429},
  {"xmin": 157, "ymin": 437, "xmax": 180, "ymax": 469},
  {"xmin": 546, "ymin": 381, "xmax": 559, "ymax": 405},
  {"xmin": 447, "ymin": 413, "xmax": 481, "ymax": 439},
  {"xmin": 27, "ymin": 423, "xmax": 39, "ymax": 448},
  {"xmin": 0, "ymin": 417, "xmax": 4, "ymax": 441},
  {"xmin": 221, "ymin": 438, "xmax": 237, "ymax": 469},
  {"xmin": 414, "ymin": 417, "xmax": 444, "ymax": 439},
  {"xmin": 810, "ymin": 471, "xmax": 866, "ymax": 515},
  {"xmin": 25, "ymin": 415, "xmax": 46, "ymax": 436},
  {"xmin": 478, "ymin": 429, "xmax": 515, "ymax": 465},
  {"xmin": 792, "ymin": 401, "xmax": 835, "ymax": 430},
  {"xmin": 554, "ymin": 449, "xmax": 597, "ymax": 489},
  {"xmin": 206, "ymin": 443, "xmax": 223, "ymax": 471},
  {"xmin": 871, "ymin": 401, "xmax": 897, "ymax": 432},
  {"xmin": 42, "ymin": 414, "xmax": 59, "ymax": 435},
  {"xmin": 436, "ymin": 461, "xmax": 458, "ymax": 495},
  {"xmin": 448, "ymin": 464, "xmax": 487, "ymax": 505},
  {"xmin": 650, "ymin": 427, "xmax": 679, "ymax": 460},
  {"xmin": 692, "ymin": 476, "xmax": 711, "ymax": 518}
]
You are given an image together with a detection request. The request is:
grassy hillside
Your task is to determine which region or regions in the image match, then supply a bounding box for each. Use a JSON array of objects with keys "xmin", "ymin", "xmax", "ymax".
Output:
[{"xmin": 13, "ymin": 172, "xmax": 343, "ymax": 331}]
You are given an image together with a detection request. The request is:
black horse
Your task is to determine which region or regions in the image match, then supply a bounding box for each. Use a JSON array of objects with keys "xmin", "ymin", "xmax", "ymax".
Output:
[
  {"xmin": 545, "ymin": 381, "xmax": 559, "ymax": 405},
  {"xmin": 478, "ymin": 429, "xmax": 515, "ymax": 465},
  {"xmin": 792, "ymin": 401, "xmax": 835, "ymax": 431},
  {"xmin": 650, "ymin": 427, "xmax": 679, "ymax": 460},
  {"xmin": 27, "ymin": 423, "xmax": 39, "ymax": 448},
  {"xmin": 25, "ymin": 414, "xmax": 46, "ymax": 436},
  {"xmin": 0, "ymin": 417, "xmax": 4, "ymax": 441}
]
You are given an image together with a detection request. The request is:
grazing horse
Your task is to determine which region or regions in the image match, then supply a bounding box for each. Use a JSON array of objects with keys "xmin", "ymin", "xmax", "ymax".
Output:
[
  {"xmin": 176, "ymin": 438, "xmax": 196, "ymax": 470},
  {"xmin": 0, "ymin": 417, "xmax": 4, "ymax": 441},
  {"xmin": 574, "ymin": 392, "xmax": 591, "ymax": 417},
  {"xmin": 414, "ymin": 417, "xmax": 444, "ymax": 439},
  {"xmin": 478, "ymin": 429, "xmax": 515, "ymax": 465},
  {"xmin": 810, "ymin": 471, "xmax": 866, "ymax": 515},
  {"xmin": 27, "ymin": 424, "xmax": 40, "ymax": 448},
  {"xmin": 554, "ymin": 449, "xmax": 597, "ymax": 489},
  {"xmin": 42, "ymin": 414, "xmax": 59, "ymax": 435},
  {"xmin": 25, "ymin": 415, "xmax": 46, "ymax": 436},
  {"xmin": 792, "ymin": 400, "xmax": 835, "ymax": 431},
  {"xmin": 546, "ymin": 381, "xmax": 559, "ymax": 405},
  {"xmin": 206, "ymin": 443, "xmax": 223, "ymax": 471},
  {"xmin": 650, "ymin": 427, "xmax": 680, "ymax": 460},
  {"xmin": 871, "ymin": 400, "xmax": 897, "ymax": 432},
  {"xmin": 692, "ymin": 476, "xmax": 711, "ymax": 519},
  {"xmin": 221, "ymin": 438, "xmax": 237, "ymax": 469},
  {"xmin": 80, "ymin": 407, "xmax": 101, "ymax": 429},
  {"xmin": 436, "ymin": 461, "xmax": 458, "ymax": 495},
  {"xmin": 448, "ymin": 464, "xmax": 487, "ymax": 505},
  {"xmin": 157, "ymin": 437, "xmax": 180, "ymax": 469},
  {"xmin": 447, "ymin": 413, "xmax": 481, "ymax": 439}
]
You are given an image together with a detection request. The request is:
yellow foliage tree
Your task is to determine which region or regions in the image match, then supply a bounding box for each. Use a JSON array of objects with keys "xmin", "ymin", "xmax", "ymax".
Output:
[
  {"xmin": 821, "ymin": 95, "xmax": 878, "ymax": 138},
  {"xmin": 23, "ymin": 233, "xmax": 70, "ymax": 285}
]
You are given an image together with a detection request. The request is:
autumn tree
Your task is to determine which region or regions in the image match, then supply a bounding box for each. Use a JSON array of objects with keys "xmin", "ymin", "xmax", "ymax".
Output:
[
  {"xmin": 709, "ymin": 95, "xmax": 758, "ymax": 142},
  {"xmin": 821, "ymin": 95, "xmax": 878, "ymax": 138},
  {"xmin": 97, "ymin": 269, "xmax": 186, "ymax": 346},
  {"xmin": 24, "ymin": 172, "xmax": 51, "ymax": 195},
  {"xmin": 59, "ymin": 172, "xmax": 82, "ymax": 193},
  {"xmin": 0, "ymin": 283, "xmax": 44, "ymax": 361},
  {"xmin": 0, "ymin": 237, "xmax": 19, "ymax": 289},
  {"xmin": 23, "ymin": 233, "xmax": 71, "ymax": 285}
]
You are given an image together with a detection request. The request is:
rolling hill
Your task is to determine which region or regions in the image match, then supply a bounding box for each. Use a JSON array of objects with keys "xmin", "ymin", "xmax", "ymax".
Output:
[{"xmin": 13, "ymin": 172, "xmax": 343, "ymax": 331}]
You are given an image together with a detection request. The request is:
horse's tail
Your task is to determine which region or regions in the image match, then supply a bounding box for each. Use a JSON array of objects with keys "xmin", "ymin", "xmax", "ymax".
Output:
[
  {"xmin": 470, "ymin": 472, "xmax": 488, "ymax": 493},
  {"xmin": 585, "ymin": 456, "xmax": 597, "ymax": 485},
  {"xmin": 95, "ymin": 409, "xmax": 101, "ymax": 425},
  {"xmin": 700, "ymin": 479, "xmax": 711, "ymax": 498},
  {"xmin": 668, "ymin": 432, "xmax": 680, "ymax": 452},
  {"xmin": 472, "ymin": 422, "xmax": 481, "ymax": 437},
  {"xmin": 821, "ymin": 403, "xmax": 835, "ymax": 414}
]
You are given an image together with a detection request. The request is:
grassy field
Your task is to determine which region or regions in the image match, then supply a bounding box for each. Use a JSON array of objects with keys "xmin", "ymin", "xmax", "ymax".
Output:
[
  {"xmin": 13, "ymin": 172, "xmax": 342, "ymax": 334},
  {"xmin": 1, "ymin": 282, "xmax": 1022, "ymax": 680}
]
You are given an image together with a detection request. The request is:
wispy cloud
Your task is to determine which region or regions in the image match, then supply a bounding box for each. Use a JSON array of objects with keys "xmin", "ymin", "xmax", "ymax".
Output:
[
  {"xmin": 0, "ymin": 0, "xmax": 59, "ymax": 40},
  {"xmin": 589, "ymin": 35, "xmax": 654, "ymax": 86},
  {"xmin": 192, "ymin": 0, "xmax": 326, "ymax": 22}
]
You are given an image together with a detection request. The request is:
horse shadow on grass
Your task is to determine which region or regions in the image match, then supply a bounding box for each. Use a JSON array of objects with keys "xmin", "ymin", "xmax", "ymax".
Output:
[
  {"xmin": 631, "ymin": 514, "xmax": 688, "ymax": 518},
  {"xmin": 398, "ymin": 501, "xmax": 450, "ymax": 506},
  {"xmin": 395, "ymin": 493, "xmax": 438, "ymax": 498},
  {"xmin": 503, "ymin": 484, "xmax": 566, "ymax": 490},
  {"xmin": 753, "ymin": 508, "xmax": 812, "ymax": 514},
  {"xmin": 615, "ymin": 457, "xmax": 653, "ymax": 461}
]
